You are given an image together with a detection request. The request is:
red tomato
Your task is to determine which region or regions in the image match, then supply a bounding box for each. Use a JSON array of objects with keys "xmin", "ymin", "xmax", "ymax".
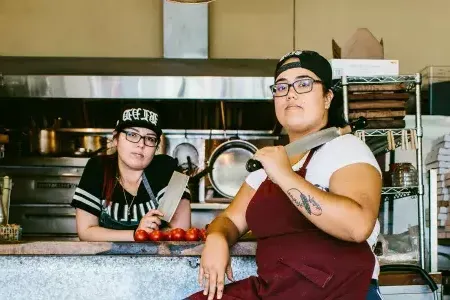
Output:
[
  {"xmin": 200, "ymin": 228, "xmax": 207, "ymax": 241},
  {"xmin": 170, "ymin": 228, "xmax": 186, "ymax": 241},
  {"xmin": 134, "ymin": 229, "xmax": 149, "ymax": 242},
  {"xmin": 162, "ymin": 230, "xmax": 171, "ymax": 241},
  {"xmin": 185, "ymin": 228, "xmax": 200, "ymax": 241},
  {"xmin": 148, "ymin": 230, "xmax": 164, "ymax": 242}
]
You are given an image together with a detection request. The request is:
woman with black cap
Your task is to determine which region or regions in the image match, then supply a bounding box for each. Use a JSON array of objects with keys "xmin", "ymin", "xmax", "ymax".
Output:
[
  {"xmin": 188, "ymin": 50, "xmax": 383, "ymax": 300},
  {"xmin": 71, "ymin": 104, "xmax": 191, "ymax": 241}
]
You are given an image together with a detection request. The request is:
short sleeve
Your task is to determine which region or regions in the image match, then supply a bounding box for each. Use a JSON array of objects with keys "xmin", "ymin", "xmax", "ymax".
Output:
[
  {"xmin": 245, "ymin": 169, "xmax": 268, "ymax": 191},
  {"xmin": 366, "ymin": 219, "xmax": 380, "ymax": 248},
  {"xmin": 71, "ymin": 157, "xmax": 103, "ymax": 217},
  {"xmin": 319, "ymin": 135, "xmax": 382, "ymax": 176}
]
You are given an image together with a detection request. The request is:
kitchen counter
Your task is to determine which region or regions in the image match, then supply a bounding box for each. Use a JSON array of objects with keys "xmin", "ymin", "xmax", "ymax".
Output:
[
  {"xmin": 0, "ymin": 240, "xmax": 254, "ymax": 256},
  {"xmin": 0, "ymin": 240, "xmax": 443, "ymax": 300},
  {"xmin": 0, "ymin": 240, "xmax": 257, "ymax": 300},
  {"xmin": 191, "ymin": 203, "xmax": 229, "ymax": 210}
]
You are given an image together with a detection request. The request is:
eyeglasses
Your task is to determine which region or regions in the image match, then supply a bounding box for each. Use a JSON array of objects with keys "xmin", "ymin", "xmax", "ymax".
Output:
[
  {"xmin": 121, "ymin": 131, "xmax": 159, "ymax": 147},
  {"xmin": 270, "ymin": 77, "xmax": 323, "ymax": 97}
]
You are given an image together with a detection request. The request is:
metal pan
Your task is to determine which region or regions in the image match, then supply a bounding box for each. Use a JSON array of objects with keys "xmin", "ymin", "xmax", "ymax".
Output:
[
  {"xmin": 191, "ymin": 104, "xmax": 257, "ymax": 199},
  {"xmin": 173, "ymin": 141, "xmax": 200, "ymax": 176},
  {"xmin": 207, "ymin": 139, "xmax": 257, "ymax": 199}
]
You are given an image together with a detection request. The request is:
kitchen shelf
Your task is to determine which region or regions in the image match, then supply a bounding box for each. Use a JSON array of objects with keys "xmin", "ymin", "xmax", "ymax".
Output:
[
  {"xmin": 354, "ymin": 129, "xmax": 417, "ymax": 156},
  {"xmin": 333, "ymin": 75, "xmax": 418, "ymax": 90},
  {"xmin": 382, "ymin": 186, "xmax": 418, "ymax": 195},
  {"xmin": 368, "ymin": 138, "xmax": 402, "ymax": 156},
  {"xmin": 381, "ymin": 187, "xmax": 418, "ymax": 203},
  {"xmin": 345, "ymin": 75, "xmax": 417, "ymax": 85},
  {"xmin": 355, "ymin": 128, "xmax": 416, "ymax": 137},
  {"xmin": 17, "ymin": 128, "xmax": 279, "ymax": 140},
  {"xmin": 381, "ymin": 187, "xmax": 419, "ymax": 203},
  {"xmin": 339, "ymin": 73, "xmax": 430, "ymax": 271}
]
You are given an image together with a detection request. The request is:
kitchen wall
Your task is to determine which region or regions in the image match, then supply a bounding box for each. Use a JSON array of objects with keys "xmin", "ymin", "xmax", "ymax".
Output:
[
  {"xmin": 0, "ymin": 0, "xmax": 164, "ymax": 57},
  {"xmin": 294, "ymin": 0, "xmax": 450, "ymax": 75},
  {"xmin": 1, "ymin": 0, "xmax": 450, "ymax": 74}
]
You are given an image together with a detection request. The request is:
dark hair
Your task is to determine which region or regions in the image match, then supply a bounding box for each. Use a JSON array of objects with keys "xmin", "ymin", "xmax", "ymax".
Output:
[
  {"xmin": 101, "ymin": 132, "xmax": 120, "ymax": 207},
  {"xmin": 324, "ymin": 81, "xmax": 347, "ymax": 128},
  {"xmin": 101, "ymin": 154, "xmax": 118, "ymax": 207}
]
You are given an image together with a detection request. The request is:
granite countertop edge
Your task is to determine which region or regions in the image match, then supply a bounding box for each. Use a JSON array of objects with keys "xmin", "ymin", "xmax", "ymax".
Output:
[
  {"xmin": 0, "ymin": 240, "xmax": 443, "ymax": 287},
  {"xmin": 0, "ymin": 240, "xmax": 257, "ymax": 256}
]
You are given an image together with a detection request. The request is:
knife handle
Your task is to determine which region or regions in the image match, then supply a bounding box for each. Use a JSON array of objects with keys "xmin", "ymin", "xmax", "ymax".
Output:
[
  {"xmin": 246, "ymin": 159, "xmax": 262, "ymax": 172},
  {"xmin": 246, "ymin": 117, "xmax": 368, "ymax": 173},
  {"xmin": 341, "ymin": 117, "xmax": 368, "ymax": 135},
  {"xmin": 350, "ymin": 117, "xmax": 368, "ymax": 132}
]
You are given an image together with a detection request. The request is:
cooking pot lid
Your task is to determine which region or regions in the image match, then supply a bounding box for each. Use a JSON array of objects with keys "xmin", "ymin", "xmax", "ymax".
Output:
[{"xmin": 210, "ymin": 146, "xmax": 255, "ymax": 198}]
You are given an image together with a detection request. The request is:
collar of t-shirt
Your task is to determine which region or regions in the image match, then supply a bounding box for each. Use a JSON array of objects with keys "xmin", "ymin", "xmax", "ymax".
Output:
[{"xmin": 291, "ymin": 150, "xmax": 311, "ymax": 172}]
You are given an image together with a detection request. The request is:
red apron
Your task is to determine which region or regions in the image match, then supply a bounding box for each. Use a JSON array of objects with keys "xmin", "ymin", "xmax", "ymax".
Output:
[{"xmin": 189, "ymin": 148, "xmax": 374, "ymax": 300}]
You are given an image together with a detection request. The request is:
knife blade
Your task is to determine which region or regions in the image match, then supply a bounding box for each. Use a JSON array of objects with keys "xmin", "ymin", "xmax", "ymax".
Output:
[
  {"xmin": 246, "ymin": 117, "xmax": 367, "ymax": 172},
  {"xmin": 157, "ymin": 171, "xmax": 189, "ymax": 223}
]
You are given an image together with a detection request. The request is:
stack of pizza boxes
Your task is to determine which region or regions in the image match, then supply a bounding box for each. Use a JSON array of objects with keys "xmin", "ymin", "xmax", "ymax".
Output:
[{"xmin": 426, "ymin": 134, "xmax": 450, "ymax": 238}]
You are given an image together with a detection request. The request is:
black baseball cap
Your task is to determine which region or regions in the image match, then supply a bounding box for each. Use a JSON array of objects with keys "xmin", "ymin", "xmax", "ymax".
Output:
[
  {"xmin": 274, "ymin": 50, "xmax": 332, "ymax": 90},
  {"xmin": 114, "ymin": 104, "xmax": 162, "ymax": 137}
]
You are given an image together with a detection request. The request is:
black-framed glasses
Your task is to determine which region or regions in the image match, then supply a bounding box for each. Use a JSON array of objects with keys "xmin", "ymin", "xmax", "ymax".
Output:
[
  {"xmin": 270, "ymin": 77, "xmax": 323, "ymax": 97},
  {"xmin": 121, "ymin": 130, "xmax": 159, "ymax": 147}
]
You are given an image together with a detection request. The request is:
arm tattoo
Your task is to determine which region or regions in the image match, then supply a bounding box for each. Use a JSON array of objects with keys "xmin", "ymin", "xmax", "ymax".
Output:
[
  {"xmin": 299, "ymin": 193, "xmax": 311, "ymax": 214},
  {"xmin": 287, "ymin": 188, "xmax": 322, "ymax": 216}
]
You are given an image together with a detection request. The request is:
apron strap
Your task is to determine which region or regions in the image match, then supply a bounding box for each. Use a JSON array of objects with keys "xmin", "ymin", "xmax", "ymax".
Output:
[
  {"xmin": 142, "ymin": 173, "xmax": 159, "ymax": 210},
  {"xmin": 298, "ymin": 146, "xmax": 320, "ymax": 178}
]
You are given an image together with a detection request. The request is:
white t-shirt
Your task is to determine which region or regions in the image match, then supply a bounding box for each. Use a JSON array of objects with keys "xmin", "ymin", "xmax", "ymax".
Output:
[{"xmin": 245, "ymin": 134, "xmax": 382, "ymax": 279}]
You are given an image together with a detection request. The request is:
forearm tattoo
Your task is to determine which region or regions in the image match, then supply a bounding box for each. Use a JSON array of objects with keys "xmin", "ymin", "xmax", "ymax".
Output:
[{"xmin": 286, "ymin": 188, "xmax": 322, "ymax": 216}]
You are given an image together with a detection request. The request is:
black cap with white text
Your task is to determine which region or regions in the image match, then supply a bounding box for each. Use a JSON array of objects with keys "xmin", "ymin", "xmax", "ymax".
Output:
[{"xmin": 115, "ymin": 104, "xmax": 162, "ymax": 137}]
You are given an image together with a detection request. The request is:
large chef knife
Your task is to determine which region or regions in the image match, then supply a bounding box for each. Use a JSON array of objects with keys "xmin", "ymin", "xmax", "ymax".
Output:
[
  {"xmin": 157, "ymin": 171, "xmax": 189, "ymax": 223},
  {"xmin": 246, "ymin": 117, "xmax": 367, "ymax": 172}
]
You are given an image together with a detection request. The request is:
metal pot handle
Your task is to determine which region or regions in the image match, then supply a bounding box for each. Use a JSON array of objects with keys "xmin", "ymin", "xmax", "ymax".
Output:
[{"xmin": 190, "ymin": 165, "xmax": 213, "ymax": 182}]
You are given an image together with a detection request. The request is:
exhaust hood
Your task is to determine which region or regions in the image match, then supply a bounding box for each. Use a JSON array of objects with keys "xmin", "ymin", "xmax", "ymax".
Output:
[{"xmin": 0, "ymin": 1, "xmax": 276, "ymax": 100}]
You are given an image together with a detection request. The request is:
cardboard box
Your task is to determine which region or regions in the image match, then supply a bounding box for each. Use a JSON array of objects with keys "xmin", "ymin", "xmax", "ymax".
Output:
[
  {"xmin": 332, "ymin": 28, "xmax": 384, "ymax": 59},
  {"xmin": 329, "ymin": 59, "xmax": 400, "ymax": 79}
]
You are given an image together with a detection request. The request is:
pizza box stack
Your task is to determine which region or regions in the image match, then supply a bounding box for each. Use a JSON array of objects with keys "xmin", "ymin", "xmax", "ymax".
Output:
[
  {"xmin": 344, "ymin": 83, "xmax": 407, "ymax": 129},
  {"xmin": 426, "ymin": 134, "xmax": 450, "ymax": 238}
]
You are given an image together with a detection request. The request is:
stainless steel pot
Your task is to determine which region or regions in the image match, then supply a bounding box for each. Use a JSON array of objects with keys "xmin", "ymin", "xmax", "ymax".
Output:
[
  {"xmin": 74, "ymin": 135, "xmax": 108, "ymax": 155},
  {"xmin": 30, "ymin": 129, "xmax": 75, "ymax": 155},
  {"xmin": 207, "ymin": 139, "xmax": 257, "ymax": 198},
  {"xmin": 30, "ymin": 129, "xmax": 108, "ymax": 156}
]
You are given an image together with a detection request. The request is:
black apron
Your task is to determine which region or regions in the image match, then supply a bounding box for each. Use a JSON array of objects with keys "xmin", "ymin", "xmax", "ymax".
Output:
[{"xmin": 99, "ymin": 173, "xmax": 159, "ymax": 230}]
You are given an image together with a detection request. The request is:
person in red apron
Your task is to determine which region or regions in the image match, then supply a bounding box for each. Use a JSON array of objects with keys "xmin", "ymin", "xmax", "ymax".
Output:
[{"xmin": 188, "ymin": 50, "xmax": 382, "ymax": 300}]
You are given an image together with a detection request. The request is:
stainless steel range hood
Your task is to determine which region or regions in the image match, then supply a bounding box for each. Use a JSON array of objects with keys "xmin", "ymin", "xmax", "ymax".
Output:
[{"xmin": 0, "ymin": 2, "xmax": 276, "ymax": 100}]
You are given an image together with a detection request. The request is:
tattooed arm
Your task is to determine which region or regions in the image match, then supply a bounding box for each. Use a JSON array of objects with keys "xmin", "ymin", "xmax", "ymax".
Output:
[
  {"xmin": 277, "ymin": 162, "xmax": 382, "ymax": 242},
  {"xmin": 286, "ymin": 188, "xmax": 323, "ymax": 216}
]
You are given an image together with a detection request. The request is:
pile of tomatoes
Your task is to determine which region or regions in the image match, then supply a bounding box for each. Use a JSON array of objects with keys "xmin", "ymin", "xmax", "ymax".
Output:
[{"xmin": 134, "ymin": 227, "xmax": 207, "ymax": 242}]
